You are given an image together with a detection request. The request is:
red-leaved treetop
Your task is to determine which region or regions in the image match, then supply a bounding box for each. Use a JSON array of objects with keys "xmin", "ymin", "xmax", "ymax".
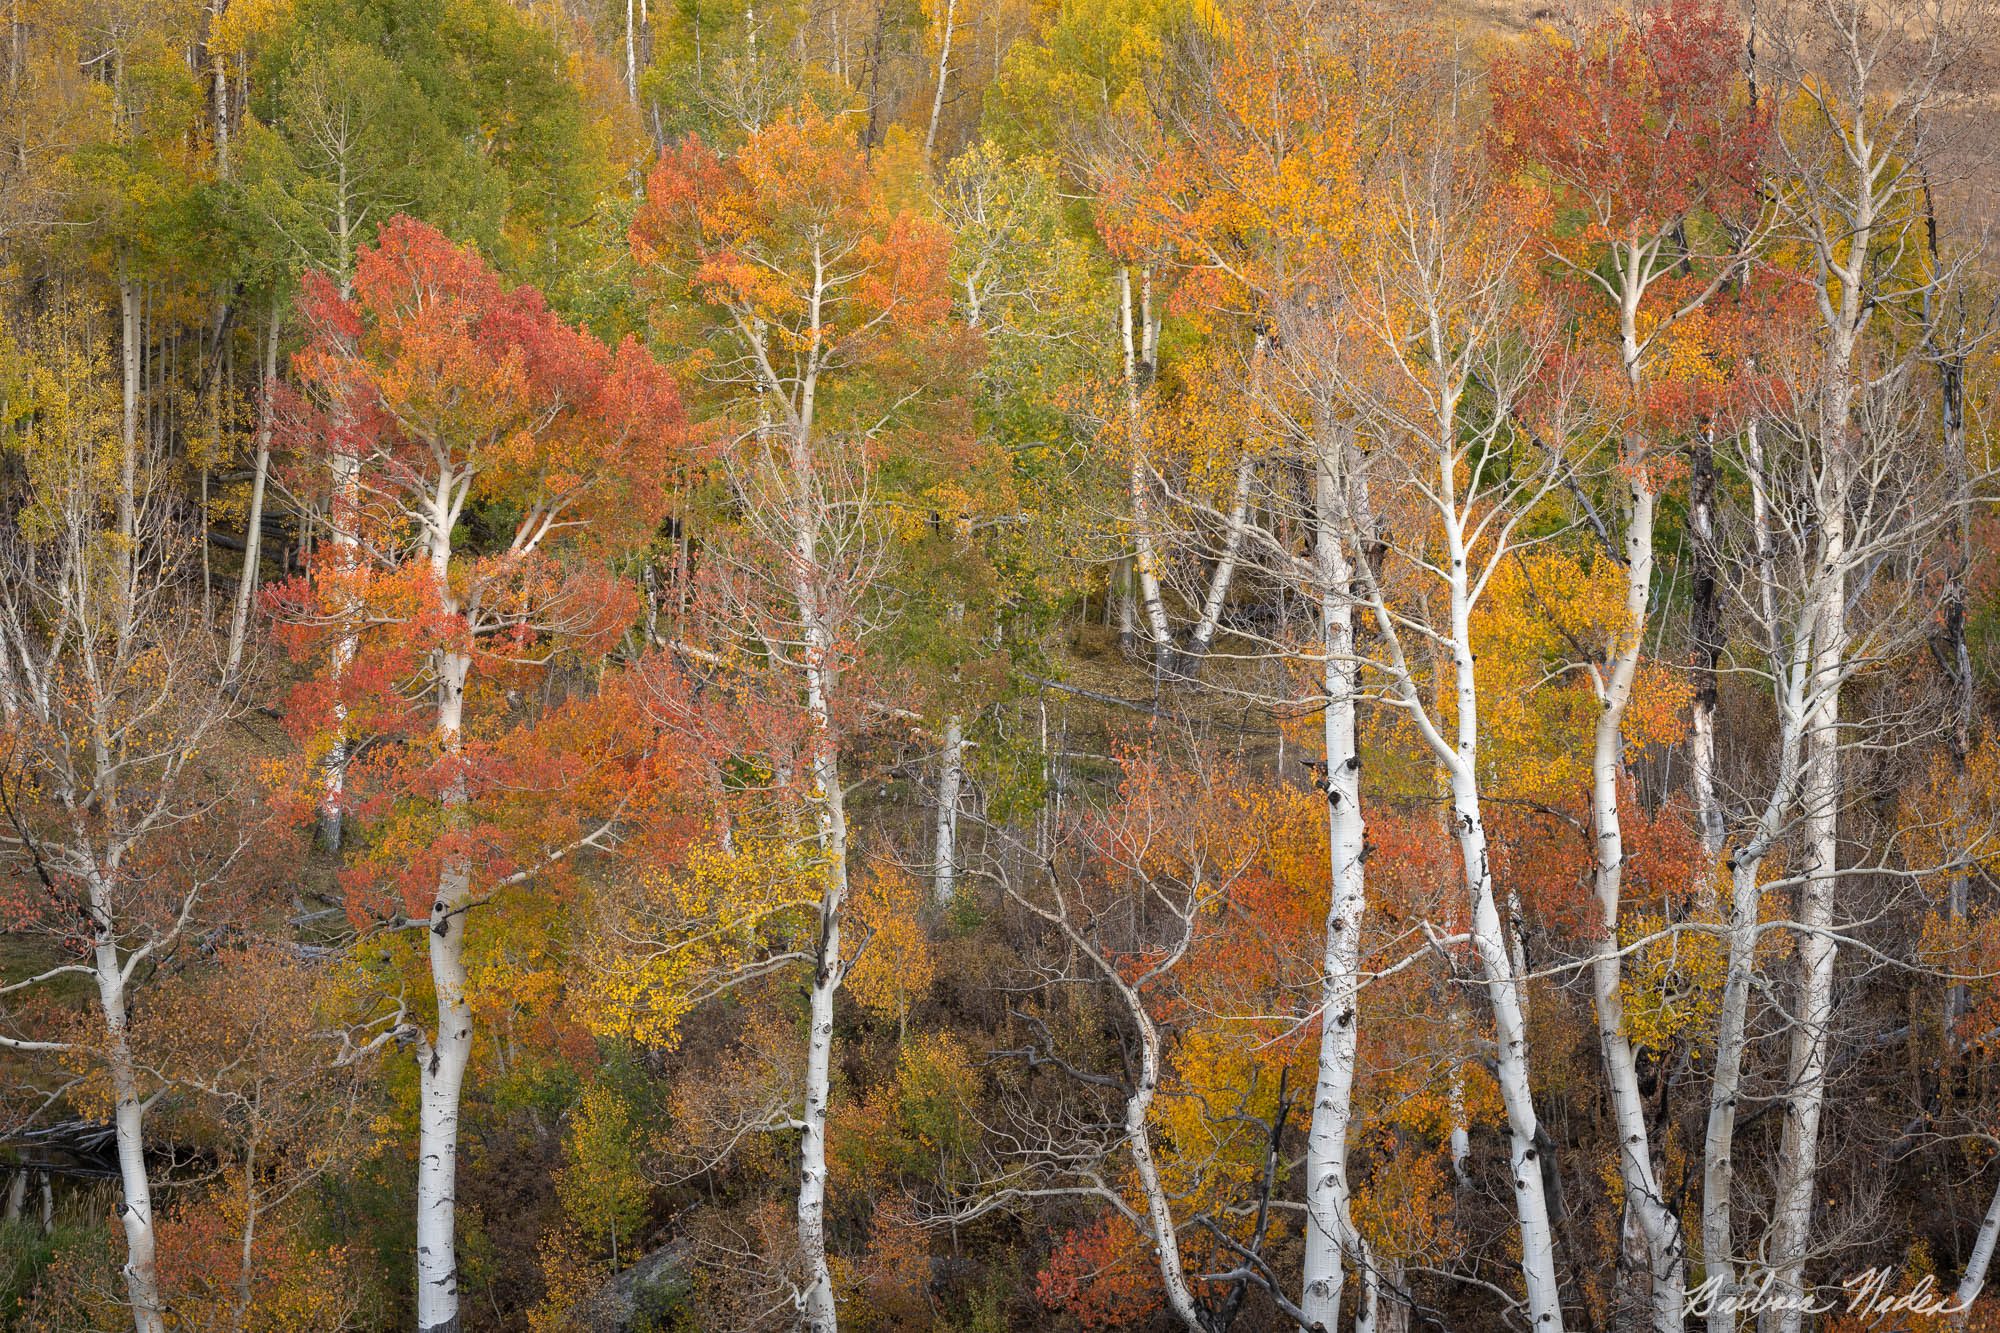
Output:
[
  {"xmin": 270, "ymin": 214, "xmax": 683, "ymax": 1333},
  {"xmin": 1490, "ymin": 13, "xmax": 1767, "ymax": 1327},
  {"xmin": 1489, "ymin": 0, "xmax": 1765, "ymax": 268}
]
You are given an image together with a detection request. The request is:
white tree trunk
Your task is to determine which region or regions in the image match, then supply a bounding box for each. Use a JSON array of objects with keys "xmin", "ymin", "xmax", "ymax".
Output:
[
  {"xmin": 1186, "ymin": 332, "xmax": 1267, "ymax": 672},
  {"xmin": 415, "ymin": 647, "xmax": 474, "ymax": 1333},
  {"xmin": 790, "ymin": 402, "xmax": 847, "ymax": 1330},
  {"xmin": 117, "ymin": 272, "xmax": 140, "ymax": 655},
  {"xmin": 1448, "ymin": 1060, "xmax": 1471, "ymax": 1188},
  {"xmin": 1765, "ymin": 349, "xmax": 1856, "ymax": 1333},
  {"xmin": 1119, "ymin": 268, "xmax": 1172, "ymax": 675},
  {"xmin": 1701, "ymin": 847, "xmax": 1776, "ymax": 1333},
  {"xmin": 1955, "ymin": 1172, "xmax": 2000, "ymax": 1319},
  {"xmin": 1428, "ymin": 491, "xmax": 1568, "ymax": 1327},
  {"xmin": 797, "ymin": 836, "xmax": 843, "ymax": 1333},
  {"xmin": 1455, "ymin": 770, "xmax": 1566, "ymax": 1331},
  {"xmin": 321, "ymin": 263, "xmax": 359, "ymax": 850},
  {"xmin": 1587, "ymin": 480, "xmax": 1685, "ymax": 1331},
  {"xmin": 934, "ymin": 713, "xmax": 963, "ymax": 905},
  {"xmin": 922, "ymin": 0, "xmax": 956, "ymax": 162},
  {"xmin": 1117, "ymin": 982, "xmax": 1205, "ymax": 1333},
  {"xmin": 1300, "ymin": 450, "xmax": 1370, "ymax": 1333},
  {"xmin": 1699, "ymin": 415, "xmax": 1817, "ymax": 1333},
  {"xmin": 95, "ymin": 940, "xmax": 166, "ymax": 1333},
  {"xmin": 1445, "ymin": 561, "xmax": 1565, "ymax": 1330},
  {"xmin": 210, "ymin": 0, "xmax": 229, "ymax": 176},
  {"xmin": 1185, "ymin": 448, "xmax": 1255, "ymax": 670},
  {"xmin": 624, "ymin": 0, "xmax": 638, "ymax": 102},
  {"xmin": 1688, "ymin": 430, "xmax": 1725, "ymax": 880},
  {"xmin": 224, "ymin": 301, "xmax": 280, "ymax": 685}
]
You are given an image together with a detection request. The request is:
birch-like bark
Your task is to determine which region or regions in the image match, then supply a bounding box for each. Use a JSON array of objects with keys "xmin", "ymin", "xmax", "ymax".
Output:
[
  {"xmin": 1123, "ymin": 986, "xmax": 1206, "ymax": 1333},
  {"xmin": 1765, "ymin": 470, "xmax": 1844, "ymax": 1333},
  {"xmin": 1766, "ymin": 245, "xmax": 1863, "ymax": 1333},
  {"xmin": 934, "ymin": 712, "xmax": 963, "ymax": 905},
  {"xmin": 210, "ymin": 0, "xmax": 229, "ymax": 176},
  {"xmin": 1184, "ymin": 331, "xmax": 1269, "ymax": 673},
  {"xmin": 1299, "ymin": 441, "xmax": 1371, "ymax": 1332},
  {"xmin": 1117, "ymin": 557, "xmax": 1137, "ymax": 656},
  {"xmin": 922, "ymin": 0, "xmax": 956, "ymax": 162},
  {"xmin": 1700, "ymin": 419, "xmax": 1812, "ymax": 1333},
  {"xmin": 1183, "ymin": 448, "xmax": 1254, "ymax": 670},
  {"xmin": 793, "ymin": 486, "xmax": 848, "ymax": 1333},
  {"xmin": 1688, "ymin": 427, "xmax": 1725, "ymax": 882},
  {"xmin": 1451, "ymin": 756, "xmax": 1565, "ymax": 1328},
  {"xmin": 224, "ymin": 301, "xmax": 280, "ymax": 685},
  {"xmin": 624, "ymin": 0, "xmax": 638, "ymax": 103},
  {"xmin": 320, "ymin": 229, "xmax": 360, "ymax": 850},
  {"xmin": 117, "ymin": 270, "xmax": 141, "ymax": 655},
  {"xmin": 1587, "ymin": 475, "xmax": 1686, "ymax": 1331},
  {"xmin": 1119, "ymin": 267, "xmax": 1173, "ymax": 676},
  {"xmin": 1955, "ymin": 1174, "xmax": 2000, "ymax": 1320},
  {"xmin": 94, "ymin": 910, "xmax": 166, "ymax": 1333},
  {"xmin": 1362, "ymin": 510, "xmax": 1567, "ymax": 1329},
  {"xmin": 415, "ymin": 479, "xmax": 474, "ymax": 1332}
]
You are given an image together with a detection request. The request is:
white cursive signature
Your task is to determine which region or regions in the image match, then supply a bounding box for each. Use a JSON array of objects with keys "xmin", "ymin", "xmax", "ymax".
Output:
[{"xmin": 1684, "ymin": 1269, "xmax": 1970, "ymax": 1322}]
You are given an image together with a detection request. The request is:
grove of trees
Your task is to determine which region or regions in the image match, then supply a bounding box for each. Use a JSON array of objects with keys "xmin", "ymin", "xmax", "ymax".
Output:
[{"xmin": 3, "ymin": 0, "xmax": 2000, "ymax": 1329}]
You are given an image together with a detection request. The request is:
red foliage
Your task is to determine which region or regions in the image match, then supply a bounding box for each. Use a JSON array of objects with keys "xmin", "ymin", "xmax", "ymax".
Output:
[
  {"xmin": 266, "ymin": 216, "xmax": 689, "ymax": 920},
  {"xmin": 1489, "ymin": 0, "xmax": 1767, "ymax": 245},
  {"xmin": 1036, "ymin": 1214, "xmax": 1165, "ymax": 1330}
]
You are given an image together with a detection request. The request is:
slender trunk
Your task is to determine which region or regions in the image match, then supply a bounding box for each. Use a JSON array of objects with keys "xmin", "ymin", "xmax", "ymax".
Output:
[
  {"xmin": 1702, "ymin": 417, "xmax": 1807, "ymax": 1333},
  {"xmin": 415, "ymin": 642, "xmax": 474, "ymax": 1333},
  {"xmin": 1701, "ymin": 848, "xmax": 1769, "ymax": 1331},
  {"xmin": 233, "ymin": 1139, "xmax": 259, "ymax": 1331},
  {"xmin": 1688, "ymin": 428, "xmax": 1725, "ymax": 884},
  {"xmin": 1300, "ymin": 444, "xmax": 1371, "ymax": 1333},
  {"xmin": 1188, "ymin": 333, "xmax": 1268, "ymax": 672},
  {"xmin": 1125, "ymin": 998, "xmax": 1205, "ymax": 1332},
  {"xmin": 797, "ymin": 840, "xmax": 843, "ymax": 1333},
  {"xmin": 1117, "ymin": 557, "xmax": 1137, "ymax": 656},
  {"xmin": 922, "ymin": 0, "xmax": 956, "ymax": 162},
  {"xmin": 934, "ymin": 713, "xmax": 963, "ymax": 905},
  {"xmin": 320, "ymin": 220, "xmax": 359, "ymax": 849},
  {"xmin": 1456, "ymin": 772, "xmax": 1565, "ymax": 1329},
  {"xmin": 95, "ymin": 929, "xmax": 165, "ymax": 1333},
  {"xmin": 1955, "ymin": 1173, "xmax": 2000, "ymax": 1321},
  {"xmin": 224, "ymin": 302, "xmax": 280, "ymax": 685},
  {"xmin": 624, "ymin": 0, "xmax": 638, "ymax": 103},
  {"xmin": 1765, "ymin": 367, "xmax": 1853, "ymax": 1333},
  {"xmin": 1443, "ymin": 521, "xmax": 1565, "ymax": 1329},
  {"xmin": 1185, "ymin": 448, "xmax": 1255, "ymax": 672},
  {"xmin": 1119, "ymin": 268, "xmax": 1173, "ymax": 676},
  {"xmin": 1449, "ymin": 1057, "xmax": 1471, "ymax": 1187},
  {"xmin": 791, "ymin": 418, "xmax": 846, "ymax": 1332},
  {"xmin": 210, "ymin": 0, "xmax": 229, "ymax": 176},
  {"xmin": 118, "ymin": 270, "xmax": 140, "ymax": 656},
  {"xmin": 1588, "ymin": 478, "xmax": 1686, "ymax": 1331},
  {"xmin": 0, "ymin": 611, "xmax": 18, "ymax": 723}
]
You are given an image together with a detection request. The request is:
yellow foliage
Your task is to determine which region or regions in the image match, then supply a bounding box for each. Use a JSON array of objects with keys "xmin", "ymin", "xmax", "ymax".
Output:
[
  {"xmin": 576, "ymin": 839, "xmax": 822, "ymax": 1052},
  {"xmin": 1900, "ymin": 738, "xmax": 2000, "ymax": 880},
  {"xmin": 1620, "ymin": 909, "xmax": 1727, "ymax": 1049},
  {"xmin": 1471, "ymin": 549, "xmax": 1692, "ymax": 802},
  {"xmin": 846, "ymin": 865, "xmax": 936, "ymax": 1024}
]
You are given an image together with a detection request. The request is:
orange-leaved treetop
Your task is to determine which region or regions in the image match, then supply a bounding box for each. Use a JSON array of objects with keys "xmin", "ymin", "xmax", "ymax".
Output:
[
  {"xmin": 267, "ymin": 214, "xmax": 683, "ymax": 1333},
  {"xmin": 628, "ymin": 103, "xmax": 974, "ymax": 1333}
]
